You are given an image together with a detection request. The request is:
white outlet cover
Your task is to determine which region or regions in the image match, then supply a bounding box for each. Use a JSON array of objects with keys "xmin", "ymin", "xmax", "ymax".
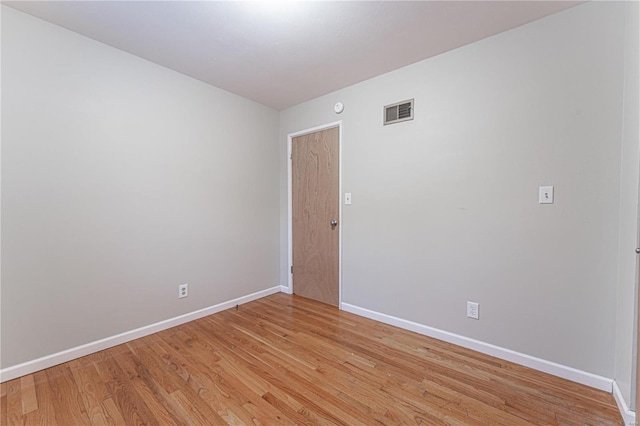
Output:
[
  {"xmin": 467, "ymin": 302, "xmax": 479, "ymax": 319},
  {"xmin": 539, "ymin": 186, "xmax": 554, "ymax": 204},
  {"xmin": 179, "ymin": 284, "xmax": 188, "ymax": 298}
]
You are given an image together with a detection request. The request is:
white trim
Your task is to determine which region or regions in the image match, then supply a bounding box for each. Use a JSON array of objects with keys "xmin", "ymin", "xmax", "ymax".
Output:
[
  {"xmin": 280, "ymin": 285, "xmax": 293, "ymax": 294},
  {"xmin": 338, "ymin": 124, "xmax": 343, "ymax": 307},
  {"xmin": 0, "ymin": 286, "xmax": 281, "ymax": 383},
  {"xmin": 287, "ymin": 134, "xmax": 293, "ymax": 292},
  {"xmin": 613, "ymin": 381, "xmax": 636, "ymax": 425},
  {"xmin": 287, "ymin": 121, "xmax": 343, "ymax": 306},
  {"xmin": 341, "ymin": 302, "xmax": 614, "ymax": 393}
]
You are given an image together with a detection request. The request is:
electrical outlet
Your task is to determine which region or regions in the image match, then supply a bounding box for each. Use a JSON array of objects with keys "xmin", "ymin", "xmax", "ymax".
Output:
[
  {"xmin": 467, "ymin": 301, "xmax": 479, "ymax": 320},
  {"xmin": 179, "ymin": 284, "xmax": 188, "ymax": 299},
  {"xmin": 539, "ymin": 186, "xmax": 554, "ymax": 204}
]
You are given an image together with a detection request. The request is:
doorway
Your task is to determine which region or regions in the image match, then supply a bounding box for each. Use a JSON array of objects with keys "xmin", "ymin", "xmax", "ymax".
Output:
[{"xmin": 288, "ymin": 123, "xmax": 341, "ymax": 306}]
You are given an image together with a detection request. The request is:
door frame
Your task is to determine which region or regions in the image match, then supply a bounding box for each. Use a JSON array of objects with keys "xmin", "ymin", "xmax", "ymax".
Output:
[{"xmin": 286, "ymin": 121, "xmax": 343, "ymax": 308}]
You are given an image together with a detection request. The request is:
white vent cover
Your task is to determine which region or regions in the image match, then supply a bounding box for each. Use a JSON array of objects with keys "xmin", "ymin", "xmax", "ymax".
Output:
[{"xmin": 384, "ymin": 99, "xmax": 414, "ymax": 125}]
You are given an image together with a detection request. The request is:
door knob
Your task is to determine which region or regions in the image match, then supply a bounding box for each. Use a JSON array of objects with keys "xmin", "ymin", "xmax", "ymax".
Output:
[
  {"xmin": 636, "ymin": 248, "xmax": 640, "ymax": 254},
  {"xmin": 330, "ymin": 220, "xmax": 338, "ymax": 229}
]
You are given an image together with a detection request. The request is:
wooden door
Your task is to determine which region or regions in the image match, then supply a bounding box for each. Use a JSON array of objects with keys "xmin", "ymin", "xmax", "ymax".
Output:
[{"xmin": 292, "ymin": 126, "xmax": 339, "ymax": 306}]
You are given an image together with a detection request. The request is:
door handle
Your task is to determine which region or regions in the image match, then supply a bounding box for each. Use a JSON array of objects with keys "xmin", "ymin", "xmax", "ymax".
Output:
[
  {"xmin": 636, "ymin": 248, "xmax": 640, "ymax": 254},
  {"xmin": 330, "ymin": 220, "xmax": 338, "ymax": 229}
]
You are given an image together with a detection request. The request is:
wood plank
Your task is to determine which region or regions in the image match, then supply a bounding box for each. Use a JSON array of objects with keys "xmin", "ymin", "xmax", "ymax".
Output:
[
  {"xmin": 167, "ymin": 327, "xmax": 297, "ymax": 423},
  {"xmin": 46, "ymin": 364, "xmax": 92, "ymax": 425},
  {"xmin": 201, "ymin": 314, "xmax": 372, "ymax": 425},
  {"xmin": 93, "ymin": 348, "xmax": 160, "ymax": 426},
  {"xmin": 0, "ymin": 293, "xmax": 624, "ymax": 425},
  {"xmin": 68, "ymin": 358, "xmax": 113, "ymax": 425},
  {"xmin": 112, "ymin": 348, "xmax": 182, "ymax": 426},
  {"xmin": 141, "ymin": 336, "xmax": 243, "ymax": 424},
  {"xmin": 23, "ymin": 371, "xmax": 58, "ymax": 426},
  {"xmin": 0, "ymin": 381, "xmax": 7, "ymax": 426},
  {"xmin": 19, "ymin": 375, "xmax": 38, "ymax": 415},
  {"xmin": 3, "ymin": 379, "xmax": 21, "ymax": 426},
  {"xmin": 102, "ymin": 397, "xmax": 127, "ymax": 425}
]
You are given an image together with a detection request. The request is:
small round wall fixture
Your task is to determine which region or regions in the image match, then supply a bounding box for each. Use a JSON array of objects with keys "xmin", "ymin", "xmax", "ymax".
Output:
[{"xmin": 334, "ymin": 102, "xmax": 344, "ymax": 114}]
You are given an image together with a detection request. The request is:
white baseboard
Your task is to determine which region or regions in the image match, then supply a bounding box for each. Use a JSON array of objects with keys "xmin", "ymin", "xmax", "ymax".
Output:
[
  {"xmin": 341, "ymin": 302, "xmax": 613, "ymax": 393},
  {"xmin": 0, "ymin": 286, "xmax": 281, "ymax": 383},
  {"xmin": 613, "ymin": 381, "xmax": 636, "ymax": 425},
  {"xmin": 280, "ymin": 285, "xmax": 293, "ymax": 294}
]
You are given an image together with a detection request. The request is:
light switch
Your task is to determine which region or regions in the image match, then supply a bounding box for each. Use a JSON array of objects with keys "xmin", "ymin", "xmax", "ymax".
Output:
[
  {"xmin": 345, "ymin": 193, "xmax": 352, "ymax": 205},
  {"xmin": 539, "ymin": 186, "xmax": 554, "ymax": 204}
]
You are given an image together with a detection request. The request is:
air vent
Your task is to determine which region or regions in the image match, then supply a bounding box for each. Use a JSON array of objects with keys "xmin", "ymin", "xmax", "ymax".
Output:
[{"xmin": 384, "ymin": 99, "xmax": 414, "ymax": 125}]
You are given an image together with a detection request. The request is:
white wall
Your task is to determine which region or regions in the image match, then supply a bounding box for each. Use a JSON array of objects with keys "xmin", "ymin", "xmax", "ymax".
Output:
[
  {"xmin": 615, "ymin": 0, "xmax": 640, "ymax": 411},
  {"xmin": 280, "ymin": 1, "xmax": 627, "ymax": 379},
  {"xmin": 1, "ymin": 6, "xmax": 280, "ymax": 368}
]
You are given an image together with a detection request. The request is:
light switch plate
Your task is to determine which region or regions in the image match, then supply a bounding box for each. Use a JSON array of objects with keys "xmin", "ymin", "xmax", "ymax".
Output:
[
  {"xmin": 345, "ymin": 193, "xmax": 352, "ymax": 205},
  {"xmin": 539, "ymin": 186, "xmax": 554, "ymax": 204}
]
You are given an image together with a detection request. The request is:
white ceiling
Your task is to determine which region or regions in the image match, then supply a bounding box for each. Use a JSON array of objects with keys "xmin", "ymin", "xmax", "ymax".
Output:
[{"xmin": 4, "ymin": 1, "xmax": 582, "ymax": 110}]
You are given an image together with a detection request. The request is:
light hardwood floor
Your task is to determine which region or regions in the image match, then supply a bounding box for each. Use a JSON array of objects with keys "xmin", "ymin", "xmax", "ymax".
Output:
[{"xmin": 1, "ymin": 293, "xmax": 623, "ymax": 425}]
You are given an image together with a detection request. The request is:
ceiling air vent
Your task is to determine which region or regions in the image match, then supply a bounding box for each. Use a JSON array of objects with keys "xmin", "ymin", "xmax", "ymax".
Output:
[{"xmin": 384, "ymin": 99, "xmax": 414, "ymax": 125}]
